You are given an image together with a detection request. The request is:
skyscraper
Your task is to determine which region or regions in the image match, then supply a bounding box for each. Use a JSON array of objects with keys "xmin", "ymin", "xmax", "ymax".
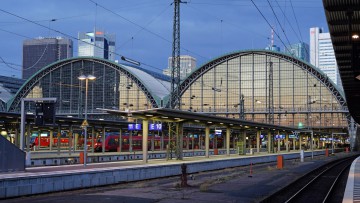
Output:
[
  {"xmin": 22, "ymin": 37, "xmax": 73, "ymax": 79},
  {"xmin": 310, "ymin": 27, "xmax": 341, "ymax": 86},
  {"xmin": 163, "ymin": 55, "xmax": 197, "ymax": 80},
  {"xmin": 78, "ymin": 30, "xmax": 115, "ymax": 61},
  {"xmin": 285, "ymin": 42, "xmax": 310, "ymax": 62}
]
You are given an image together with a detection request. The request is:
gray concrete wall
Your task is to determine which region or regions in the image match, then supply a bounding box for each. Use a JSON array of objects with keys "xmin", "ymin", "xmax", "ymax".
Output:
[
  {"xmin": 0, "ymin": 150, "xmax": 325, "ymax": 199},
  {"xmin": 0, "ymin": 136, "xmax": 25, "ymax": 172}
]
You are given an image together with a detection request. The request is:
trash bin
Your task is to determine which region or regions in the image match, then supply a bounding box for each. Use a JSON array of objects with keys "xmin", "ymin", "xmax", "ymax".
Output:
[
  {"xmin": 79, "ymin": 152, "xmax": 84, "ymax": 164},
  {"xmin": 214, "ymin": 148, "xmax": 218, "ymax": 155},
  {"xmin": 277, "ymin": 155, "xmax": 283, "ymax": 169}
]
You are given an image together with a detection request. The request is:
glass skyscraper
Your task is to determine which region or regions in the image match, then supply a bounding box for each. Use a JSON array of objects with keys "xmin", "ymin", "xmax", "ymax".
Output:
[
  {"xmin": 163, "ymin": 55, "xmax": 197, "ymax": 80},
  {"xmin": 78, "ymin": 30, "xmax": 116, "ymax": 61},
  {"xmin": 22, "ymin": 37, "xmax": 73, "ymax": 80},
  {"xmin": 310, "ymin": 27, "xmax": 341, "ymax": 86},
  {"xmin": 285, "ymin": 42, "xmax": 310, "ymax": 63}
]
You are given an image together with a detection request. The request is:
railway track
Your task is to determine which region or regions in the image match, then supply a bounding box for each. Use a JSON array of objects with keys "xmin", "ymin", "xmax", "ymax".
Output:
[{"xmin": 261, "ymin": 155, "xmax": 358, "ymax": 203}]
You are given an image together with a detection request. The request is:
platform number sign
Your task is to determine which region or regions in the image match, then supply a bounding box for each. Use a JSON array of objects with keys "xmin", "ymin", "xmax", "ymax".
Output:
[
  {"xmin": 149, "ymin": 123, "xmax": 162, "ymax": 131},
  {"xmin": 128, "ymin": 124, "xmax": 142, "ymax": 130}
]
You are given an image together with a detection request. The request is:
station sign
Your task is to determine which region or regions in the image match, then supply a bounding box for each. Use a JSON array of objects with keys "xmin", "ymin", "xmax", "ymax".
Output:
[
  {"xmin": 215, "ymin": 129, "xmax": 222, "ymax": 135},
  {"xmin": 128, "ymin": 124, "xmax": 142, "ymax": 130},
  {"xmin": 149, "ymin": 123, "xmax": 162, "ymax": 131}
]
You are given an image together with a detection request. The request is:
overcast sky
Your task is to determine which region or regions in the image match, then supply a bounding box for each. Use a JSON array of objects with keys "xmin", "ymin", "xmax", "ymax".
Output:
[{"xmin": 0, "ymin": 0, "xmax": 327, "ymax": 78}]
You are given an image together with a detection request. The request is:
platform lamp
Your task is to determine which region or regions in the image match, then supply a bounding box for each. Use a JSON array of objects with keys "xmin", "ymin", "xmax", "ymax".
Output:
[{"xmin": 78, "ymin": 74, "xmax": 96, "ymax": 166}]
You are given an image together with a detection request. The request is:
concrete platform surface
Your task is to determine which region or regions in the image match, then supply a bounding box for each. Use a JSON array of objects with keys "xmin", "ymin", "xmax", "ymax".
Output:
[{"xmin": 1, "ymin": 152, "xmax": 354, "ymax": 203}]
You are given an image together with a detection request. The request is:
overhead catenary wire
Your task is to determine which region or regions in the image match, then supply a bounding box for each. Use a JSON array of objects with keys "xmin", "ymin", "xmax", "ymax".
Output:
[
  {"xmin": 88, "ymin": 0, "xmax": 209, "ymax": 61},
  {"xmin": 250, "ymin": 0, "xmax": 293, "ymax": 54},
  {"xmin": 0, "ymin": 8, "xmax": 165, "ymax": 73},
  {"xmin": 266, "ymin": 0, "xmax": 293, "ymax": 54}
]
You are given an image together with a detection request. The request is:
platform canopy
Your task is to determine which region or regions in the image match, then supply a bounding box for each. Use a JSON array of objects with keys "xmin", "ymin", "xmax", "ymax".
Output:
[
  {"xmin": 99, "ymin": 108, "xmax": 301, "ymax": 133},
  {"xmin": 323, "ymin": 0, "xmax": 360, "ymax": 123}
]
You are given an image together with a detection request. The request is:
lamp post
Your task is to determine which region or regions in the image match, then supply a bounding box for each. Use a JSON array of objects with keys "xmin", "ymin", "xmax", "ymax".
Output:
[{"xmin": 78, "ymin": 74, "xmax": 96, "ymax": 166}]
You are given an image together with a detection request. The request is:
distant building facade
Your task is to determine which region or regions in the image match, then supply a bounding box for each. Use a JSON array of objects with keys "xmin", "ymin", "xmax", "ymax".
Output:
[
  {"xmin": 265, "ymin": 45, "xmax": 280, "ymax": 52},
  {"xmin": 163, "ymin": 55, "xmax": 196, "ymax": 80},
  {"xmin": 285, "ymin": 42, "xmax": 309, "ymax": 62},
  {"xmin": 78, "ymin": 30, "xmax": 115, "ymax": 61},
  {"xmin": 22, "ymin": 37, "xmax": 73, "ymax": 79},
  {"xmin": 310, "ymin": 27, "xmax": 341, "ymax": 86}
]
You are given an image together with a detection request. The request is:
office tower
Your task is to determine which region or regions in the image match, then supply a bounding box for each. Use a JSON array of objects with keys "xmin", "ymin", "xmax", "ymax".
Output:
[
  {"xmin": 285, "ymin": 42, "xmax": 310, "ymax": 62},
  {"xmin": 310, "ymin": 27, "xmax": 341, "ymax": 86},
  {"xmin": 78, "ymin": 30, "xmax": 116, "ymax": 61},
  {"xmin": 265, "ymin": 45, "xmax": 281, "ymax": 52},
  {"xmin": 163, "ymin": 55, "xmax": 197, "ymax": 80},
  {"xmin": 22, "ymin": 37, "xmax": 73, "ymax": 79}
]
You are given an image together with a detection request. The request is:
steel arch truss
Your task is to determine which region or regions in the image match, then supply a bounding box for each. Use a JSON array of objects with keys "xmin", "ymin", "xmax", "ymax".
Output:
[
  {"xmin": 7, "ymin": 58, "xmax": 159, "ymax": 112},
  {"xmin": 179, "ymin": 50, "xmax": 347, "ymax": 108}
]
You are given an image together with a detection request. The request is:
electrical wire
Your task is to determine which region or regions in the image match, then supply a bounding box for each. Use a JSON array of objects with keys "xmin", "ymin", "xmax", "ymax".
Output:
[
  {"xmin": 266, "ymin": 0, "xmax": 292, "ymax": 54},
  {"xmin": 89, "ymin": 0, "xmax": 209, "ymax": 61},
  {"xmin": 250, "ymin": 0, "xmax": 292, "ymax": 54},
  {"xmin": 0, "ymin": 8, "xmax": 166, "ymax": 73}
]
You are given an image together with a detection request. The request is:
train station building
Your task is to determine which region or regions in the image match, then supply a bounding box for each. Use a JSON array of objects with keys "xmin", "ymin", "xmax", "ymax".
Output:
[{"xmin": 0, "ymin": 50, "xmax": 354, "ymax": 158}]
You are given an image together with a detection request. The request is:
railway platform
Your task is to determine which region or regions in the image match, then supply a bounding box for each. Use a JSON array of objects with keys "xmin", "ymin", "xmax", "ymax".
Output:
[
  {"xmin": 0, "ymin": 149, "xmax": 351, "ymax": 200},
  {"xmin": 343, "ymin": 156, "xmax": 360, "ymax": 203}
]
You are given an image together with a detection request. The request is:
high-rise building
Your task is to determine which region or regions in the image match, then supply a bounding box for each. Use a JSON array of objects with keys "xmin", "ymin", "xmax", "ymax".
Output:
[
  {"xmin": 285, "ymin": 42, "xmax": 310, "ymax": 62},
  {"xmin": 22, "ymin": 37, "xmax": 73, "ymax": 79},
  {"xmin": 310, "ymin": 27, "xmax": 341, "ymax": 86},
  {"xmin": 78, "ymin": 30, "xmax": 115, "ymax": 61},
  {"xmin": 265, "ymin": 45, "xmax": 280, "ymax": 52},
  {"xmin": 163, "ymin": 55, "xmax": 196, "ymax": 80}
]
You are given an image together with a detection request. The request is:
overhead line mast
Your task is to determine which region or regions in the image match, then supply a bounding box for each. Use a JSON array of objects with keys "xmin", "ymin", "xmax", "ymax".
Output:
[{"xmin": 170, "ymin": 0, "xmax": 186, "ymax": 110}]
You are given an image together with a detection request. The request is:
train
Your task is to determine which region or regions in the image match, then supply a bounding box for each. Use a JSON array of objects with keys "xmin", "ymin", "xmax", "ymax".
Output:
[{"xmin": 30, "ymin": 133, "xmax": 225, "ymax": 152}]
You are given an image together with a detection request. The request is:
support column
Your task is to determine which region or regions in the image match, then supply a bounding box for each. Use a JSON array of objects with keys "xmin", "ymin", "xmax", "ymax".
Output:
[
  {"xmin": 142, "ymin": 119, "xmax": 149, "ymax": 163},
  {"xmin": 57, "ymin": 125, "xmax": 61, "ymax": 155},
  {"xmin": 74, "ymin": 132, "xmax": 78, "ymax": 151},
  {"xmin": 161, "ymin": 131, "xmax": 164, "ymax": 151},
  {"xmin": 14, "ymin": 128, "xmax": 19, "ymax": 147},
  {"xmin": 176, "ymin": 122, "xmax": 184, "ymax": 160},
  {"xmin": 91, "ymin": 127, "xmax": 95, "ymax": 153},
  {"xmin": 242, "ymin": 130, "xmax": 247, "ymax": 155},
  {"xmin": 277, "ymin": 131, "xmax": 281, "ymax": 153},
  {"xmin": 299, "ymin": 134, "xmax": 302, "ymax": 151},
  {"xmin": 119, "ymin": 128, "xmax": 122, "ymax": 153},
  {"xmin": 285, "ymin": 132, "xmax": 289, "ymax": 152},
  {"xmin": 129, "ymin": 130, "xmax": 133, "ymax": 152},
  {"xmin": 205, "ymin": 125, "xmax": 210, "ymax": 158},
  {"xmin": 26, "ymin": 125, "xmax": 31, "ymax": 153},
  {"xmin": 68, "ymin": 125, "xmax": 73, "ymax": 155},
  {"xmin": 256, "ymin": 130, "xmax": 260, "ymax": 153},
  {"xmin": 102, "ymin": 126, "xmax": 106, "ymax": 153},
  {"xmin": 267, "ymin": 131, "xmax": 272, "ymax": 153},
  {"xmin": 50, "ymin": 129, "xmax": 53, "ymax": 151},
  {"xmin": 293, "ymin": 137, "xmax": 296, "ymax": 151},
  {"xmin": 226, "ymin": 126, "xmax": 230, "ymax": 156}
]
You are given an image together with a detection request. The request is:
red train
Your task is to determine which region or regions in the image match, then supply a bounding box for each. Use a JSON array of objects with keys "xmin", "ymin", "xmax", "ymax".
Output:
[{"xmin": 30, "ymin": 133, "xmax": 225, "ymax": 152}]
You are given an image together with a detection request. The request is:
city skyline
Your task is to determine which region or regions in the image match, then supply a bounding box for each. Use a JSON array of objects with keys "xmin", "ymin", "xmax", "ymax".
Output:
[{"xmin": 0, "ymin": 0, "xmax": 327, "ymax": 78}]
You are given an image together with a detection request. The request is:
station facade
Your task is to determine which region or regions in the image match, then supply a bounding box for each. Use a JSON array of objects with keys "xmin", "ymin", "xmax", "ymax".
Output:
[{"xmin": 1, "ymin": 50, "xmax": 354, "ymax": 151}]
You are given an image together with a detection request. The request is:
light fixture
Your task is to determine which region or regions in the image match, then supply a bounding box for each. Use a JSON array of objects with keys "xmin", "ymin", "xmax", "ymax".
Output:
[
  {"xmin": 207, "ymin": 121, "xmax": 212, "ymax": 124},
  {"xmin": 356, "ymin": 74, "xmax": 360, "ymax": 80},
  {"xmin": 145, "ymin": 114, "xmax": 153, "ymax": 117},
  {"xmin": 352, "ymin": 34, "xmax": 359, "ymax": 39},
  {"xmin": 99, "ymin": 118, "xmax": 104, "ymax": 120},
  {"xmin": 256, "ymin": 100, "xmax": 262, "ymax": 104},
  {"xmin": 161, "ymin": 116, "xmax": 168, "ymax": 119},
  {"xmin": 194, "ymin": 120, "xmax": 200, "ymax": 122}
]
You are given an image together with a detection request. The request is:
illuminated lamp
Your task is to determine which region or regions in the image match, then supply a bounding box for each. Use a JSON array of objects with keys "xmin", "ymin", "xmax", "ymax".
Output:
[
  {"xmin": 1, "ymin": 131, "xmax": 7, "ymax": 136},
  {"xmin": 352, "ymin": 34, "xmax": 359, "ymax": 39}
]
